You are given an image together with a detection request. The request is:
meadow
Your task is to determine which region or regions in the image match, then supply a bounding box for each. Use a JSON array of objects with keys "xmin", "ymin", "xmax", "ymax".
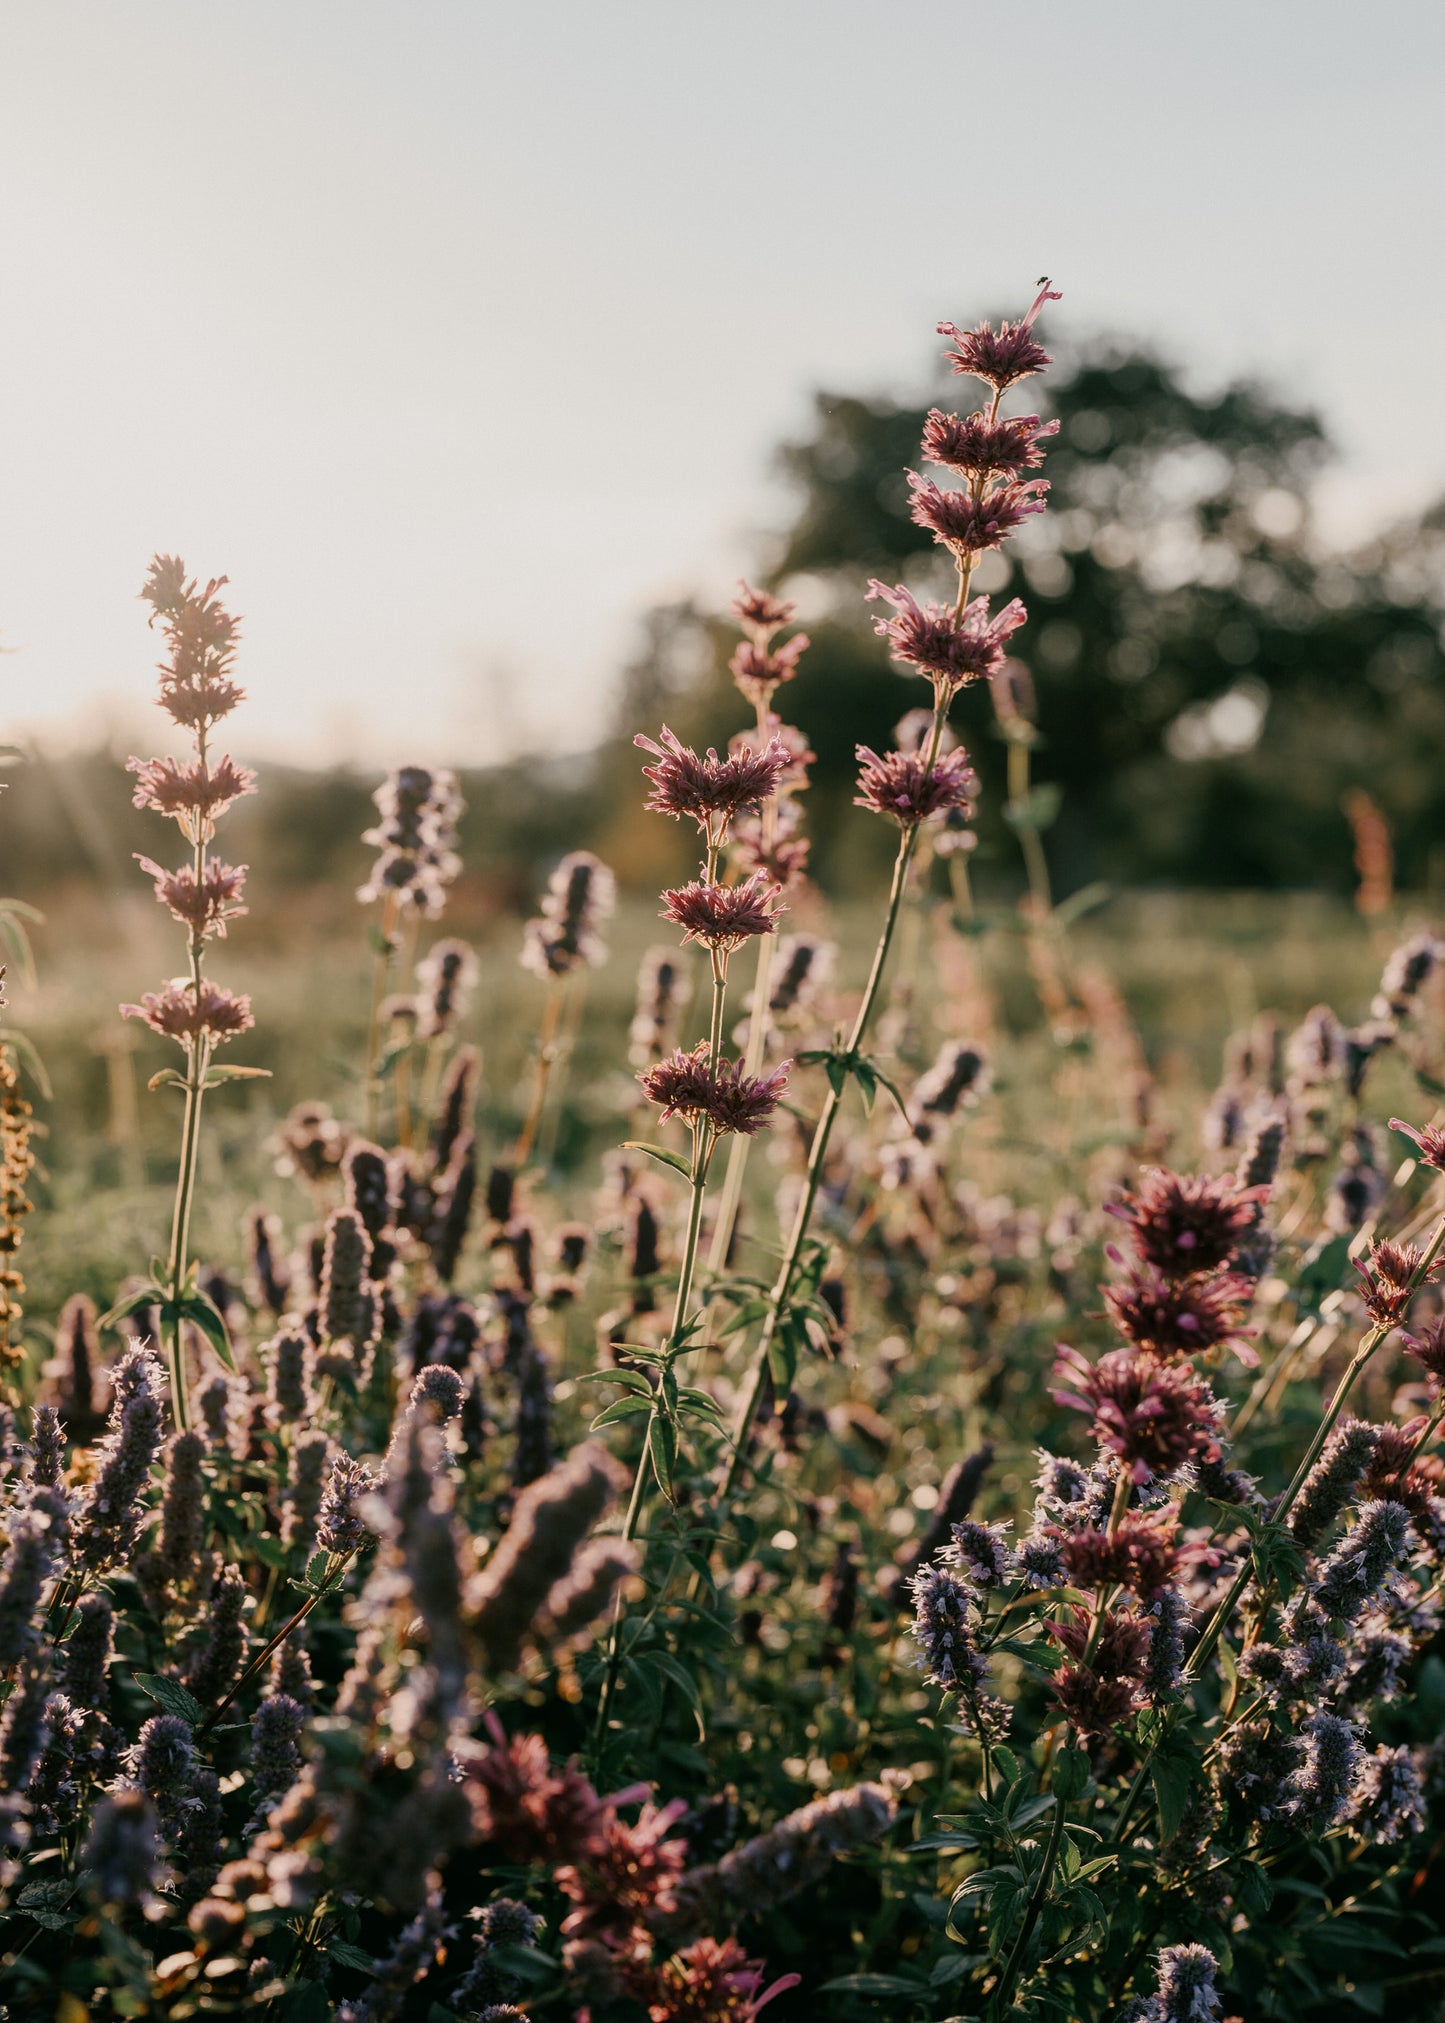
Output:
[{"xmin": 3, "ymin": 293, "xmax": 1445, "ymax": 2023}]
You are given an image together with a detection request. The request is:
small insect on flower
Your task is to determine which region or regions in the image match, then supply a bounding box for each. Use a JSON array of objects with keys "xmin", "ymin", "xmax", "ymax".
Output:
[
  {"xmin": 638, "ymin": 1047, "xmax": 790, "ymax": 1138},
  {"xmin": 937, "ymin": 279, "xmax": 1062, "ymax": 390},
  {"xmin": 635, "ymin": 725, "xmax": 791, "ymax": 834},
  {"xmin": 854, "ymin": 745, "xmax": 979, "ymax": 828},
  {"xmin": 660, "ymin": 872, "xmax": 783, "ymax": 952}
]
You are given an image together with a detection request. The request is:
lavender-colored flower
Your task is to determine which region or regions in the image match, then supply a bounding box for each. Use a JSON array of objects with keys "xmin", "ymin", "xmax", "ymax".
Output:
[
  {"xmin": 520, "ymin": 851, "xmax": 616, "ymax": 978},
  {"xmin": 337, "ymin": 1898, "xmax": 452, "ymax": 2023},
  {"xmin": 1280, "ymin": 1710, "xmax": 1362, "ymax": 1829},
  {"xmin": 430, "ymin": 1133, "xmax": 477, "ymax": 1284},
  {"xmin": 130, "ymin": 1713, "xmax": 196, "ymax": 1835},
  {"xmin": 945, "ymin": 1518, "xmax": 1014, "ymax": 1589},
  {"xmin": 542, "ymin": 1536, "xmax": 639, "ymax": 1645},
  {"xmin": 64, "ymin": 1590, "xmax": 115, "ymax": 1710},
  {"xmin": 346, "ymin": 1140, "xmax": 400, "ymax": 1270},
  {"xmin": 72, "ymin": 1346, "xmax": 165, "ymax": 1574},
  {"xmin": 911, "ymin": 1041, "xmax": 991, "ymax": 1126},
  {"xmin": 185, "ymin": 1561, "xmax": 250, "ymax": 1703},
  {"xmin": 1052, "ymin": 1345, "xmax": 1225, "ymax": 1484},
  {"xmin": 416, "ymin": 936, "xmax": 478, "ymax": 1039},
  {"xmin": 1374, "ymin": 934, "xmax": 1443, "ymax": 1020},
  {"xmin": 922, "ymin": 406, "xmax": 1059, "ymax": 479},
  {"xmin": 635, "ymin": 725, "xmax": 791, "ymax": 832},
  {"xmin": 270, "ymin": 1635, "xmax": 316, "ymax": 1708},
  {"xmin": 937, "ymin": 281, "xmax": 1061, "ymax": 390},
  {"xmin": 24, "ymin": 1405, "xmax": 63, "ymax": 1494},
  {"xmin": 358, "ymin": 766, "xmax": 463, "ymax": 918},
  {"xmin": 670, "ymin": 1782, "xmax": 898, "ymax": 1936},
  {"xmin": 285, "ymin": 1430, "xmax": 333, "ymax": 1554},
  {"xmin": 0, "ymin": 1654, "xmax": 52, "ymax": 1801},
  {"xmin": 629, "ymin": 946, "xmax": 693, "ymax": 1065},
  {"xmin": 470, "ymin": 1441, "xmax": 622, "ymax": 1672},
  {"xmin": 173, "ymin": 1764, "xmax": 224, "ymax": 1905},
  {"xmin": 25, "ymin": 1692, "xmax": 82, "ymax": 1832},
  {"xmin": 1146, "ymin": 1941, "xmax": 1222, "ymax": 2022},
  {"xmin": 197, "ymin": 1371, "xmax": 249, "ymax": 1460},
  {"xmin": 1239, "ymin": 1106, "xmax": 1287, "ymax": 1190},
  {"xmin": 453, "ymin": 1897, "xmax": 543, "ymax": 2015},
  {"xmin": 320, "ymin": 1207, "xmax": 374, "ymax": 1350},
  {"xmin": 81, "ymin": 1787, "xmax": 161, "ymax": 1915},
  {"xmin": 908, "ymin": 1562, "xmax": 985, "ymax": 1692},
  {"xmin": 265, "ymin": 1326, "xmax": 314, "ymax": 1424},
  {"xmin": 149, "ymin": 1428, "xmax": 209, "ymax": 1591},
  {"xmin": 1314, "ymin": 1500, "xmax": 1414, "ymax": 1621},
  {"xmin": 1348, "ymin": 1743, "xmax": 1427, "ymax": 1844},
  {"xmin": 315, "ymin": 1454, "xmax": 379, "ymax": 1563},
  {"xmin": 1289, "ymin": 1418, "xmax": 1379, "ymax": 1549},
  {"xmin": 0, "ymin": 1501, "xmax": 61, "ymax": 1666},
  {"xmin": 1336, "ymin": 1613, "xmax": 1413, "ymax": 1707},
  {"xmin": 661, "ymin": 871, "xmax": 782, "ymax": 951},
  {"xmin": 250, "ymin": 1693, "xmax": 305, "ymax": 1817},
  {"xmin": 638, "ymin": 1046, "xmax": 790, "ymax": 1138},
  {"xmin": 728, "ymin": 631, "xmax": 810, "ymax": 706},
  {"xmin": 1142, "ymin": 1586, "xmax": 1189, "ymax": 1706}
]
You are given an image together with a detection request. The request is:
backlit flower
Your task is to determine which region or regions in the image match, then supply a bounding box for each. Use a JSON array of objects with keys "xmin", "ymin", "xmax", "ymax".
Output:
[
  {"xmin": 1052, "ymin": 1345, "xmax": 1225, "ymax": 1483},
  {"xmin": 907, "ymin": 472, "xmax": 1049, "ymax": 555},
  {"xmin": 1104, "ymin": 1265, "xmax": 1256, "ymax": 1363},
  {"xmin": 1110, "ymin": 1167, "xmax": 1265, "ymax": 1279},
  {"xmin": 121, "ymin": 977, "xmax": 254, "ymax": 1046},
  {"xmin": 854, "ymin": 745, "xmax": 978, "ymax": 827},
  {"xmin": 938, "ymin": 280, "xmax": 1061, "ymax": 390},
  {"xmin": 867, "ymin": 581, "xmax": 1027, "ymax": 690},
  {"xmin": 921, "ymin": 408, "xmax": 1059, "ymax": 479},
  {"xmin": 661, "ymin": 873, "xmax": 782, "ymax": 952},
  {"xmin": 638, "ymin": 1047, "xmax": 789, "ymax": 1137},
  {"xmin": 636, "ymin": 726, "xmax": 791, "ymax": 832},
  {"xmin": 729, "ymin": 633, "xmax": 809, "ymax": 706},
  {"xmin": 134, "ymin": 856, "xmax": 247, "ymax": 939}
]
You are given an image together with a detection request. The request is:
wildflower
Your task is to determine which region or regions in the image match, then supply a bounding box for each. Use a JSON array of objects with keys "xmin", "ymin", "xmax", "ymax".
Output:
[
  {"xmin": 1059, "ymin": 1509, "xmax": 1181, "ymax": 1597},
  {"xmin": 542, "ymin": 1536, "xmax": 640, "ymax": 1645},
  {"xmin": 1111, "ymin": 1167, "xmax": 1263, "ymax": 1279},
  {"xmin": 635, "ymin": 725, "xmax": 791, "ymax": 832},
  {"xmin": 80, "ymin": 1787, "xmax": 161, "ymax": 1916},
  {"xmin": 453, "ymin": 1898, "xmax": 544, "ymax": 2015},
  {"xmin": 630, "ymin": 947, "xmax": 693, "ymax": 1064},
  {"xmin": 121, "ymin": 976, "xmax": 254, "ymax": 1045},
  {"xmin": 140, "ymin": 555, "xmax": 243, "ymax": 730},
  {"xmin": 63, "ymin": 1590, "xmax": 115, "ymax": 1711},
  {"xmin": 285, "ymin": 1430, "xmax": 333, "ymax": 1553},
  {"xmin": 922, "ymin": 406, "xmax": 1059, "ymax": 479},
  {"xmin": 937, "ymin": 280, "xmax": 1061, "ymax": 390},
  {"xmin": 1314, "ymin": 1500, "xmax": 1414, "ymax": 1621},
  {"xmin": 731, "ymin": 795, "xmax": 811, "ymax": 889},
  {"xmin": 320, "ymin": 1206, "xmax": 374, "ymax": 1349},
  {"xmin": 1348, "ymin": 1743, "xmax": 1427, "ymax": 1843},
  {"xmin": 1355, "ymin": 1238, "xmax": 1436, "ymax": 1325},
  {"xmin": 27, "ymin": 1404, "xmax": 64, "ymax": 1488},
  {"xmin": 911, "ymin": 1040, "xmax": 990, "ymax": 1125},
  {"xmin": 1052, "ymin": 1345, "xmax": 1225, "ymax": 1483},
  {"xmin": 1138, "ymin": 1941, "xmax": 1223, "ymax": 2023},
  {"xmin": 0, "ymin": 1653, "xmax": 52, "ymax": 1813},
  {"xmin": 661, "ymin": 872, "xmax": 782, "ymax": 951},
  {"xmin": 945, "ymin": 1518, "xmax": 1014, "ymax": 1589},
  {"xmin": 1288, "ymin": 1419, "xmax": 1379, "ymax": 1549},
  {"xmin": 1280, "ymin": 1710, "xmax": 1362, "ymax": 1829},
  {"xmin": 765, "ymin": 935, "xmax": 833, "ymax": 1027},
  {"xmin": 729, "ymin": 631, "xmax": 809, "ymax": 706},
  {"xmin": 907, "ymin": 1562, "xmax": 985, "ymax": 1691},
  {"xmin": 1240, "ymin": 1107, "xmax": 1287, "ymax": 1190},
  {"xmin": 410, "ymin": 1362, "xmax": 466, "ymax": 1420},
  {"xmin": 430, "ymin": 1133, "xmax": 477, "ymax": 1282},
  {"xmin": 1142, "ymin": 1586, "xmax": 1190, "ymax": 1705},
  {"xmin": 415, "ymin": 935, "xmax": 478, "ymax": 1039},
  {"xmin": 854, "ymin": 744, "xmax": 979, "ymax": 827},
  {"xmin": 1049, "ymin": 1607, "xmax": 1153, "ymax": 1736},
  {"xmin": 337, "ymin": 1899, "xmax": 451, "ymax": 2023},
  {"xmin": 130, "ymin": 1713, "xmax": 195, "ymax": 1835},
  {"xmin": 1104, "ymin": 1264, "xmax": 1255, "ymax": 1363},
  {"xmin": 266, "ymin": 1326, "xmax": 314, "ymax": 1423},
  {"xmin": 25, "ymin": 1693, "xmax": 82, "ymax": 1833},
  {"xmin": 184, "ymin": 1561, "xmax": 250, "ymax": 1702},
  {"xmin": 72, "ymin": 1346, "xmax": 166, "ymax": 1574},
  {"xmin": 250, "ymin": 1693, "xmax": 305, "ymax": 1818},
  {"xmin": 248, "ymin": 1208, "xmax": 291, "ymax": 1315},
  {"xmin": 197, "ymin": 1371, "xmax": 249, "ymax": 1459},
  {"xmin": 429, "ymin": 1044, "xmax": 479, "ymax": 1169},
  {"xmin": 638, "ymin": 1047, "xmax": 790, "ymax": 1138},
  {"xmin": 1336, "ymin": 1614, "xmax": 1413, "ymax": 1707},
  {"xmin": 48, "ymin": 1291, "xmax": 107, "ymax": 1442},
  {"xmin": 150, "ymin": 1429, "xmax": 209, "ymax": 1591},
  {"xmin": 521, "ymin": 851, "xmax": 617, "ymax": 978},
  {"xmin": 1374, "ymin": 933, "xmax": 1443, "ymax": 1020},
  {"xmin": 730, "ymin": 581, "xmax": 795, "ymax": 637},
  {"xmin": 315, "ymin": 1448, "xmax": 376, "ymax": 1553},
  {"xmin": 1402, "ymin": 1316, "xmax": 1445, "ymax": 1387},
  {"xmin": 276, "ymin": 1098, "xmax": 352, "ymax": 1184},
  {"xmin": 670, "ymin": 1783, "xmax": 898, "ymax": 1936},
  {"xmin": 1287, "ymin": 1004, "xmax": 1344, "ymax": 1083},
  {"xmin": 134, "ymin": 854, "xmax": 247, "ymax": 938},
  {"xmin": 469, "ymin": 1441, "xmax": 622, "ymax": 1671},
  {"xmin": 174, "ymin": 1766, "xmax": 224, "ymax": 1905},
  {"xmin": 358, "ymin": 765, "xmax": 463, "ymax": 917},
  {"xmin": 644, "ymin": 1936, "xmax": 800, "ymax": 2020},
  {"xmin": 907, "ymin": 472, "xmax": 1049, "ymax": 555},
  {"xmin": 127, "ymin": 751, "xmax": 257, "ymax": 835}
]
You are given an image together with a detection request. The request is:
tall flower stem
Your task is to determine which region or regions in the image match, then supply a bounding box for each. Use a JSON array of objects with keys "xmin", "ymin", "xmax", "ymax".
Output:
[
  {"xmin": 1006, "ymin": 731, "xmax": 1053, "ymax": 919},
  {"xmin": 160, "ymin": 737, "xmax": 214, "ymax": 1432},
  {"xmin": 988, "ymin": 1770, "xmax": 1070, "ymax": 2021},
  {"xmin": 363, "ymin": 891, "xmax": 400, "ymax": 1140},
  {"xmin": 722, "ymin": 688, "xmax": 954, "ymax": 1498},
  {"xmin": 514, "ymin": 980, "xmax": 566, "ymax": 1166}
]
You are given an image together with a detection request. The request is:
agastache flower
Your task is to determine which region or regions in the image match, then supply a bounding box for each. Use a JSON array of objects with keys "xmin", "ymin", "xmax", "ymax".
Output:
[
  {"xmin": 937, "ymin": 280, "xmax": 1062, "ymax": 390},
  {"xmin": 1347, "ymin": 1743, "xmax": 1427, "ymax": 1844},
  {"xmin": 521, "ymin": 851, "xmax": 616, "ymax": 979},
  {"xmin": 121, "ymin": 977, "xmax": 254, "ymax": 1046},
  {"xmin": 127, "ymin": 753, "xmax": 257, "ymax": 837},
  {"xmin": 921, "ymin": 407, "xmax": 1059, "ymax": 479},
  {"xmin": 1389, "ymin": 1115, "xmax": 1445, "ymax": 1170},
  {"xmin": 134, "ymin": 855, "xmax": 247, "ymax": 938},
  {"xmin": 1104, "ymin": 1265, "xmax": 1256, "ymax": 1364},
  {"xmin": 1052, "ymin": 1345, "xmax": 1225, "ymax": 1483},
  {"xmin": 906, "ymin": 472, "xmax": 1049, "ymax": 555},
  {"xmin": 854, "ymin": 744, "xmax": 979, "ymax": 827},
  {"xmin": 867, "ymin": 579, "xmax": 1027, "ymax": 693},
  {"xmin": 661, "ymin": 872, "xmax": 783, "ymax": 952},
  {"xmin": 140, "ymin": 555, "xmax": 243, "ymax": 731},
  {"xmin": 638, "ymin": 1047, "xmax": 790, "ymax": 1138},
  {"xmin": 730, "ymin": 580, "xmax": 796, "ymax": 639},
  {"xmin": 1109, "ymin": 1167, "xmax": 1265, "ymax": 1279},
  {"xmin": 1355, "ymin": 1238, "xmax": 1436, "ymax": 1325},
  {"xmin": 635, "ymin": 725, "xmax": 790, "ymax": 834},
  {"xmin": 1049, "ymin": 1606, "xmax": 1152, "ymax": 1736},
  {"xmin": 729, "ymin": 631, "xmax": 809, "ymax": 706}
]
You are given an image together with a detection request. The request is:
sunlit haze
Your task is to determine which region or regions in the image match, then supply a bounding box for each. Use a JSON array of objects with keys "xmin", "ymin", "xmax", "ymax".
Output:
[{"xmin": 2, "ymin": 0, "xmax": 1441, "ymax": 770}]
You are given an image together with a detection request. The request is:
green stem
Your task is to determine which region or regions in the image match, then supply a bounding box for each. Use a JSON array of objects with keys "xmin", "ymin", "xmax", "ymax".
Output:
[
  {"xmin": 990, "ymin": 1773, "xmax": 1069, "ymax": 2020},
  {"xmin": 196, "ymin": 1547, "xmax": 358, "ymax": 1739}
]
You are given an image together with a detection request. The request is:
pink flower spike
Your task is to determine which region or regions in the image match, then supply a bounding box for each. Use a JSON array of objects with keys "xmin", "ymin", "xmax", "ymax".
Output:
[
  {"xmin": 121, "ymin": 977, "xmax": 254, "ymax": 1047},
  {"xmin": 635, "ymin": 725, "xmax": 791, "ymax": 830},
  {"xmin": 866, "ymin": 581, "xmax": 1027, "ymax": 690},
  {"xmin": 907, "ymin": 472, "xmax": 1049, "ymax": 555}
]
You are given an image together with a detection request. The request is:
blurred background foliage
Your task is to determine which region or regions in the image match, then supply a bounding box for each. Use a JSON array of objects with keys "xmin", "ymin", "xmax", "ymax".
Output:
[{"xmin": 5, "ymin": 332, "xmax": 1443, "ymax": 917}]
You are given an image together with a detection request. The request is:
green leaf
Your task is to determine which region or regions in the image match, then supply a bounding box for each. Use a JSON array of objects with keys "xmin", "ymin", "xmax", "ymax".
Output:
[
  {"xmin": 621, "ymin": 1140, "xmax": 694, "ymax": 1180},
  {"xmin": 1235, "ymin": 1858, "xmax": 1273, "ymax": 1916},
  {"xmin": 648, "ymin": 1413, "xmax": 677, "ymax": 1499},
  {"xmin": 181, "ymin": 1288, "xmax": 237, "ymax": 1371},
  {"xmin": 1052, "ymin": 1747, "xmax": 1090, "ymax": 1801},
  {"xmin": 1, "ymin": 1026, "xmax": 51, "ymax": 1097},
  {"xmin": 820, "ymin": 1974, "xmax": 929, "ymax": 1995},
  {"xmin": 147, "ymin": 1066, "xmax": 190, "ymax": 1093},
  {"xmin": 279, "ymin": 1985, "xmax": 332, "ymax": 2023},
  {"xmin": 203, "ymin": 1062, "xmax": 273, "ymax": 1087},
  {"xmin": 991, "ymin": 1745, "xmax": 1021, "ymax": 1791},
  {"xmin": 98, "ymin": 1281, "xmax": 168, "ymax": 1331},
  {"xmin": 327, "ymin": 1939, "xmax": 376, "ymax": 1971},
  {"xmin": 1151, "ymin": 1739, "xmax": 1201, "ymax": 1843},
  {"xmin": 575, "ymin": 1368, "xmax": 653, "ymax": 1394},
  {"xmin": 134, "ymin": 1672, "xmax": 205, "ymax": 1724},
  {"xmin": 590, "ymin": 1395, "xmax": 655, "ymax": 1428}
]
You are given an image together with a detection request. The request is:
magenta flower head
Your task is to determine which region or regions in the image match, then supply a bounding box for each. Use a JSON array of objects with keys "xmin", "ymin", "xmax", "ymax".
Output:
[
  {"xmin": 938, "ymin": 279, "xmax": 1062, "ymax": 391},
  {"xmin": 127, "ymin": 754, "xmax": 257, "ymax": 838},
  {"xmin": 134, "ymin": 856, "xmax": 248, "ymax": 940},
  {"xmin": 854, "ymin": 744, "xmax": 979, "ymax": 828},
  {"xmin": 730, "ymin": 580, "xmax": 796, "ymax": 641},
  {"xmin": 639, "ymin": 1044, "xmax": 790, "ymax": 1137},
  {"xmin": 121, "ymin": 977, "xmax": 254, "ymax": 1047},
  {"xmin": 922, "ymin": 408, "xmax": 1059, "ymax": 480},
  {"xmin": 867, "ymin": 582, "xmax": 1027, "ymax": 693},
  {"xmin": 1104, "ymin": 1264, "xmax": 1257, "ymax": 1365},
  {"xmin": 140, "ymin": 555, "xmax": 243, "ymax": 731},
  {"xmin": 907, "ymin": 472, "xmax": 1048, "ymax": 556},
  {"xmin": 661, "ymin": 871, "xmax": 783, "ymax": 952},
  {"xmin": 1051, "ymin": 1343, "xmax": 1225, "ymax": 1484},
  {"xmin": 729, "ymin": 631, "xmax": 810, "ymax": 707},
  {"xmin": 1390, "ymin": 1116, "xmax": 1445, "ymax": 1171},
  {"xmin": 636, "ymin": 725, "xmax": 790, "ymax": 836},
  {"xmin": 1109, "ymin": 1166, "xmax": 1267, "ymax": 1280}
]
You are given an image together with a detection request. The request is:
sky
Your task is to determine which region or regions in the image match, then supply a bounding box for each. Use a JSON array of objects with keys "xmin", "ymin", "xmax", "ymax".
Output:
[{"xmin": 1, "ymin": 0, "xmax": 1441, "ymax": 771}]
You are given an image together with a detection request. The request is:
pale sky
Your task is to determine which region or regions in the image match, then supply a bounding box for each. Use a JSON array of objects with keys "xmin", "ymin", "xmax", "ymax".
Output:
[{"xmin": 1, "ymin": 0, "xmax": 1441, "ymax": 770}]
